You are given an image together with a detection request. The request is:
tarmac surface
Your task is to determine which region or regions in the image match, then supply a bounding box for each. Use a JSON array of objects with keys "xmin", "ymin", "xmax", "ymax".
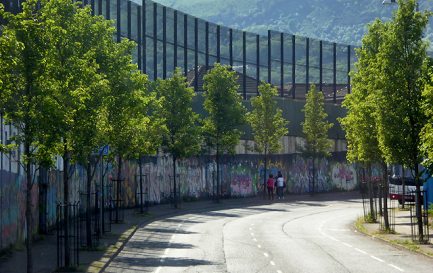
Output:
[{"xmin": 1, "ymin": 192, "xmax": 433, "ymax": 273}]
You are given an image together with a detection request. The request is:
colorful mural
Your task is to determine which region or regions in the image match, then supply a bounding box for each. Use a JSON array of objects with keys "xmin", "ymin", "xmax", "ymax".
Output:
[{"xmin": 1, "ymin": 151, "xmax": 368, "ymax": 251}]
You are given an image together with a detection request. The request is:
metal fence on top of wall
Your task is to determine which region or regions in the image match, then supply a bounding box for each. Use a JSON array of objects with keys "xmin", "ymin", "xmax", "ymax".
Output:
[{"xmin": 1, "ymin": 0, "xmax": 357, "ymax": 102}]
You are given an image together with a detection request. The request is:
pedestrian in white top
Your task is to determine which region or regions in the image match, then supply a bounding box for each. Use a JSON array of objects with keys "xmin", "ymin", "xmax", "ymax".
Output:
[{"xmin": 276, "ymin": 171, "xmax": 285, "ymax": 199}]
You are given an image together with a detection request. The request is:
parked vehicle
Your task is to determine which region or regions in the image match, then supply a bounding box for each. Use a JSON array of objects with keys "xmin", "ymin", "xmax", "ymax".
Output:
[{"xmin": 389, "ymin": 176, "xmax": 423, "ymax": 204}]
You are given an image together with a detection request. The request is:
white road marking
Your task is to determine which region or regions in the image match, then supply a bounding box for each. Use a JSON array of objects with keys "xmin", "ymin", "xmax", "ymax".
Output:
[
  {"xmin": 355, "ymin": 248, "xmax": 367, "ymax": 254},
  {"xmin": 155, "ymin": 266, "xmax": 162, "ymax": 273},
  {"xmin": 388, "ymin": 264, "xmax": 404, "ymax": 272},
  {"xmin": 171, "ymin": 234, "xmax": 175, "ymax": 240},
  {"xmin": 257, "ymin": 244, "xmax": 262, "ymax": 248},
  {"xmin": 177, "ymin": 224, "xmax": 182, "ymax": 227},
  {"xmin": 264, "ymin": 252, "xmax": 269, "ymax": 257},
  {"xmin": 277, "ymin": 270, "xmax": 283, "ymax": 273},
  {"xmin": 251, "ymin": 232, "xmax": 255, "ymax": 236},
  {"xmin": 164, "ymin": 248, "xmax": 169, "ymax": 255},
  {"xmin": 253, "ymin": 238, "xmax": 257, "ymax": 242},
  {"xmin": 328, "ymin": 236, "xmax": 340, "ymax": 242},
  {"xmin": 270, "ymin": 261, "xmax": 276, "ymax": 266},
  {"xmin": 370, "ymin": 255, "xmax": 384, "ymax": 263},
  {"xmin": 249, "ymin": 227, "xmax": 252, "ymax": 231},
  {"xmin": 328, "ymin": 228, "xmax": 350, "ymax": 232},
  {"xmin": 342, "ymin": 242, "xmax": 353, "ymax": 248},
  {"xmin": 251, "ymin": 223, "xmax": 255, "ymax": 226}
]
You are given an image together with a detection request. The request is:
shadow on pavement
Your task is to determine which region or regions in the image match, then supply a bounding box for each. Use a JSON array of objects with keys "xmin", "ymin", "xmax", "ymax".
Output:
[{"xmin": 113, "ymin": 256, "xmax": 215, "ymax": 267}]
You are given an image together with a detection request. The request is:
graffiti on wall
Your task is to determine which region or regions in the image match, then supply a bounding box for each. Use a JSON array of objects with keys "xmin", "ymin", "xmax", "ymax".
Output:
[{"xmin": 1, "ymin": 151, "xmax": 364, "ymax": 251}]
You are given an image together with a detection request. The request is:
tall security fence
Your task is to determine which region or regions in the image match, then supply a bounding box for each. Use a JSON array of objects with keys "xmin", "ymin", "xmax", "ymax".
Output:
[{"xmin": 2, "ymin": 0, "xmax": 357, "ymax": 103}]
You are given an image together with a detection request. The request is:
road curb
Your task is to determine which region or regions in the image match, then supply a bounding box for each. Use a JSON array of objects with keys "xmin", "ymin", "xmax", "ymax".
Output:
[{"xmin": 353, "ymin": 218, "xmax": 433, "ymax": 259}]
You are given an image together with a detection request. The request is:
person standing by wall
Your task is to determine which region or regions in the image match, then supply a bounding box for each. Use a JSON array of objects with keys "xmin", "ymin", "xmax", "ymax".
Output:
[
  {"xmin": 276, "ymin": 171, "xmax": 285, "ymax": 199},
  {"xmin": 267, "ymin": 174, "xmax": 275, "ymax": 200}
]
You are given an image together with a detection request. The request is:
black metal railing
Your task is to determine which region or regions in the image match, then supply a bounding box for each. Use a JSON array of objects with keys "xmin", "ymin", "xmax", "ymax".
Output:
[{"xmin": 56, "ymin": 202, "xmax": 80, "ymax": 270}]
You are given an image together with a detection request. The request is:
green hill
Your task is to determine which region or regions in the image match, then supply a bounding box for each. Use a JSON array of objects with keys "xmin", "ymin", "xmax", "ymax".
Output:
[{"xmin": 153, "ymin": 0, "xmax": 433, "ymax": 46}]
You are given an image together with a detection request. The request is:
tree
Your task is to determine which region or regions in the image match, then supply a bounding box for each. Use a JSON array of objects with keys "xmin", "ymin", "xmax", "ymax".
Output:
[
  {"xmin": 0, "ymin": 1, "xmax": 59, "ymax": 272},
  {"xmin": 340, "ymin": 20, "xmax": 390, "ymax": 226},
  {"xmin": 302, "ymin": 84, "xmax": 333, "ymax": 194},
  {"xmin": 156, "ymin": 68, "xmax": 201, "ymax": 208},
  {"xmin": 375, "ymin": 0, "xmax": 429, "ymax": 242},
  {"xmin": 203, "ymin": 64, "xmax": 246, "ymax": 201},
  {"xmin": 246, "ymin": 82, "xmax": 288, "ymax": 194},
  {"xmin": 102, "ymin": 38, "xmax": 163, "ymax": 220}
]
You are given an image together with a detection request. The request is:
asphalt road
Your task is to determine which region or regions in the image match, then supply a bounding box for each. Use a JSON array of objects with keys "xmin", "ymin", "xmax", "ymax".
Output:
[{"xmin": 104, "ymin": 193, "xmax": 433, "ymax": 273}]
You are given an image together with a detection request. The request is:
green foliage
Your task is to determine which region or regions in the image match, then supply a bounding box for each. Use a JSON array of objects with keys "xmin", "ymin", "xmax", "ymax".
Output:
[
  {"xmin": 340, "ymin": 20, "xmax": 387, "ymax": 164},
  {"xmin": 375, "ymin": 0, "xmax": 429, "ymax": 170},
  {"xmin": 202, "ymin": 63, "xmax": 246, "ymax": 155},
  {"xmin": 247, "ymin": 82, "xmax": 288, "ymax": 154},
  {"xmin": 101, "ymin": 40, "xmax": 164, "ymax": 160},
  {"xmin": 156, "ymin": 68, "xmax": 201, "ymax": 159},
  {"xmin": 302, "ymin": 84, "xmax": 333, "ymax": 158},
  {"xmin": 0, "ymin": 0, "xmax": 58, "ymax": 167}
]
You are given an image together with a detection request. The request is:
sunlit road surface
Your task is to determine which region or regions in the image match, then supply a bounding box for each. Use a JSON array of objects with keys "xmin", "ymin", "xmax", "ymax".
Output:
[{"xmin": 104, "ymin": 193, "xmax": 432, "ymax": 273}]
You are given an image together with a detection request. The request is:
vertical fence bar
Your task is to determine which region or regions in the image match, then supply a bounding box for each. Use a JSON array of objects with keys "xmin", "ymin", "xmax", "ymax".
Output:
[
  {"xmin": 205, "ymin": 22, "xmax": 209, "ymax": 70},
  {"xmin": 184, "ymin": 14, "xmax": 188, "ymax": 76},
  {"xmin": 229, "ymin": 28, "xmax": 233, "ymax": 67},
  {"xmin": 267, "ymin": 30, "xmax": 271, "ymax": 84},
  {"xmin": 98, "ymin": 0, "xmax": 102, "ymax": 15},
  {"xmin": 280, "ymin": 32, "xmax": 284, "ymax": 97},
  {"xmin": 194, "ymin": 17, "xmax": 198, "ymax": 92},
  {"xmin": 217, "ymin": 25, "xmax": 221, "ymax": 63},
  {"xmin": 256, "ymin": 34, "xmax": 260, "ymax": 94},
  {"xmin": 137, "ymin": 5, "xmax": 142, "ymax": 71},
  {"xmin": 91, "ymin": 0, "xmax": 95, "ymax": 15},
  {"xmin": 116, "ymin": 0, "xmax": 120, "ymax": 42},
  {"xmin": 306, "ymin": 37, "xmax": 310, "ymax": 92},
  {"xmin": 291, "ymin": 35, "xmax": 296, "ymax": 99},
  {"xmin": 348, "ymin": 45, "xmax": 351, "ymax": 94},
  {"xmin": 142, "ymin": 0, "xmax": 146, "ymax": 74},
  {"xmin": 319, "ymin": 40, "xmax": 323, "ymax": 92},
  {"xmin": 163, "ymin": 6, "xmax": 167, "ymax": 79},
  {"xmin": 243, "ymin": 31, "xmax": 247, "ymax": 100},
  {"xmin": 127, "ymin": 1, "xmax": 131, "ymax": 39},
  {"xmin": 153, "ymin": 2, "xmax": 157, "ymax": 80},
  {"xmin": 106, "ymin": 0, "xmax": 110, "ymax": 19},
  {"xmin": 333, "ymin": 42, "xmax": 337, "ymax": 102},
  {"xmin": 174, "ymin": 10, "xmax": 178, "ymax": 68}
]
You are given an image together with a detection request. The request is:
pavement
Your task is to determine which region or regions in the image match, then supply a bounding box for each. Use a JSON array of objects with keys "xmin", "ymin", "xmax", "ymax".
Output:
[
  {"xmin": 1, "ymin": 192, "xmax": 433, "ymax": 273},
  {"xmin": 360, "ymin": 206, "xmax": 433, "ymax": 258}
]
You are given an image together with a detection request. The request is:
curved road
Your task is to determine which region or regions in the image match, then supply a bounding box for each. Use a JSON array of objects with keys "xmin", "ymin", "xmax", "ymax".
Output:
[{"xmin": 104, "ymin": 193, "xmax": 432, "ymax": 273}]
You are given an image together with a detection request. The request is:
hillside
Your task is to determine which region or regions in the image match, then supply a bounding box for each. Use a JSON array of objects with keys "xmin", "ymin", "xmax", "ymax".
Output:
[{"xmin": 153, "ymin": 0, "xmax": 433, "ymax": 46}]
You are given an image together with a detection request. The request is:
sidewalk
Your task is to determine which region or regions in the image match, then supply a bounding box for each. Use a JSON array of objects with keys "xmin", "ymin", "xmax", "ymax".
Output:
[{"xmin": 359, "ymin": 208, "xmax": 433, "ymax": 257}]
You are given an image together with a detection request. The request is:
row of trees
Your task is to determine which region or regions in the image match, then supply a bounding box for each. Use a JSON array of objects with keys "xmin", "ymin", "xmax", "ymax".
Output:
[
  {"xmin": 0, "ymin": 1, "xmax": 336, "ymax": 272},
  {"xmin": 340, "ymin": 0, "xmax": 431, "ymax": 241}
]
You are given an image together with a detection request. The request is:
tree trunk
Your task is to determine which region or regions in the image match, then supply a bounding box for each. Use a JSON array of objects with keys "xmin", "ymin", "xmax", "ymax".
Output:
[
  {"xmin": 263, "ymin": 150, "xmax": 267, "ymax": 199},
  {"xmin": 63, "ymin": 143, "xmax": 70, "ymax": 268},
  {"xmin": 173, "ymin": 155, "xmax": 178, "ymax": 208},
  {"xmin": 139, "ymin": 156, "xmax": 144, "ymax": 213},
  {"xmin": 401, "ymin": 168, "xmax": 406, "ymax": 209},
  {"xmin": 414, "ymin": 163, "xmax": 424, "ymax": 242},
  {"xmin": 216, "ymin": 145, "xmax": 220, "ymax": 203},
  {"xmin": 312, "ymin": 157, "xmax": 316, "ymax": 195},
  {"xmin": 24, "ymin": 142, "xmax": 33, "ymax": 273},
  {"xmin": 367, "ymin": 163, "xmax": 376, "ymax": 222},
  {"xmin": 382, "ymin": 162, "xmax": 390, "ymax": 230},
  {"xmin": 85, "ymin": 160, "xmax": 92, "ymax": 248},
  {"xmin": 115, "ymin": 155, "xmax": 122, "ymax": 223}
]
